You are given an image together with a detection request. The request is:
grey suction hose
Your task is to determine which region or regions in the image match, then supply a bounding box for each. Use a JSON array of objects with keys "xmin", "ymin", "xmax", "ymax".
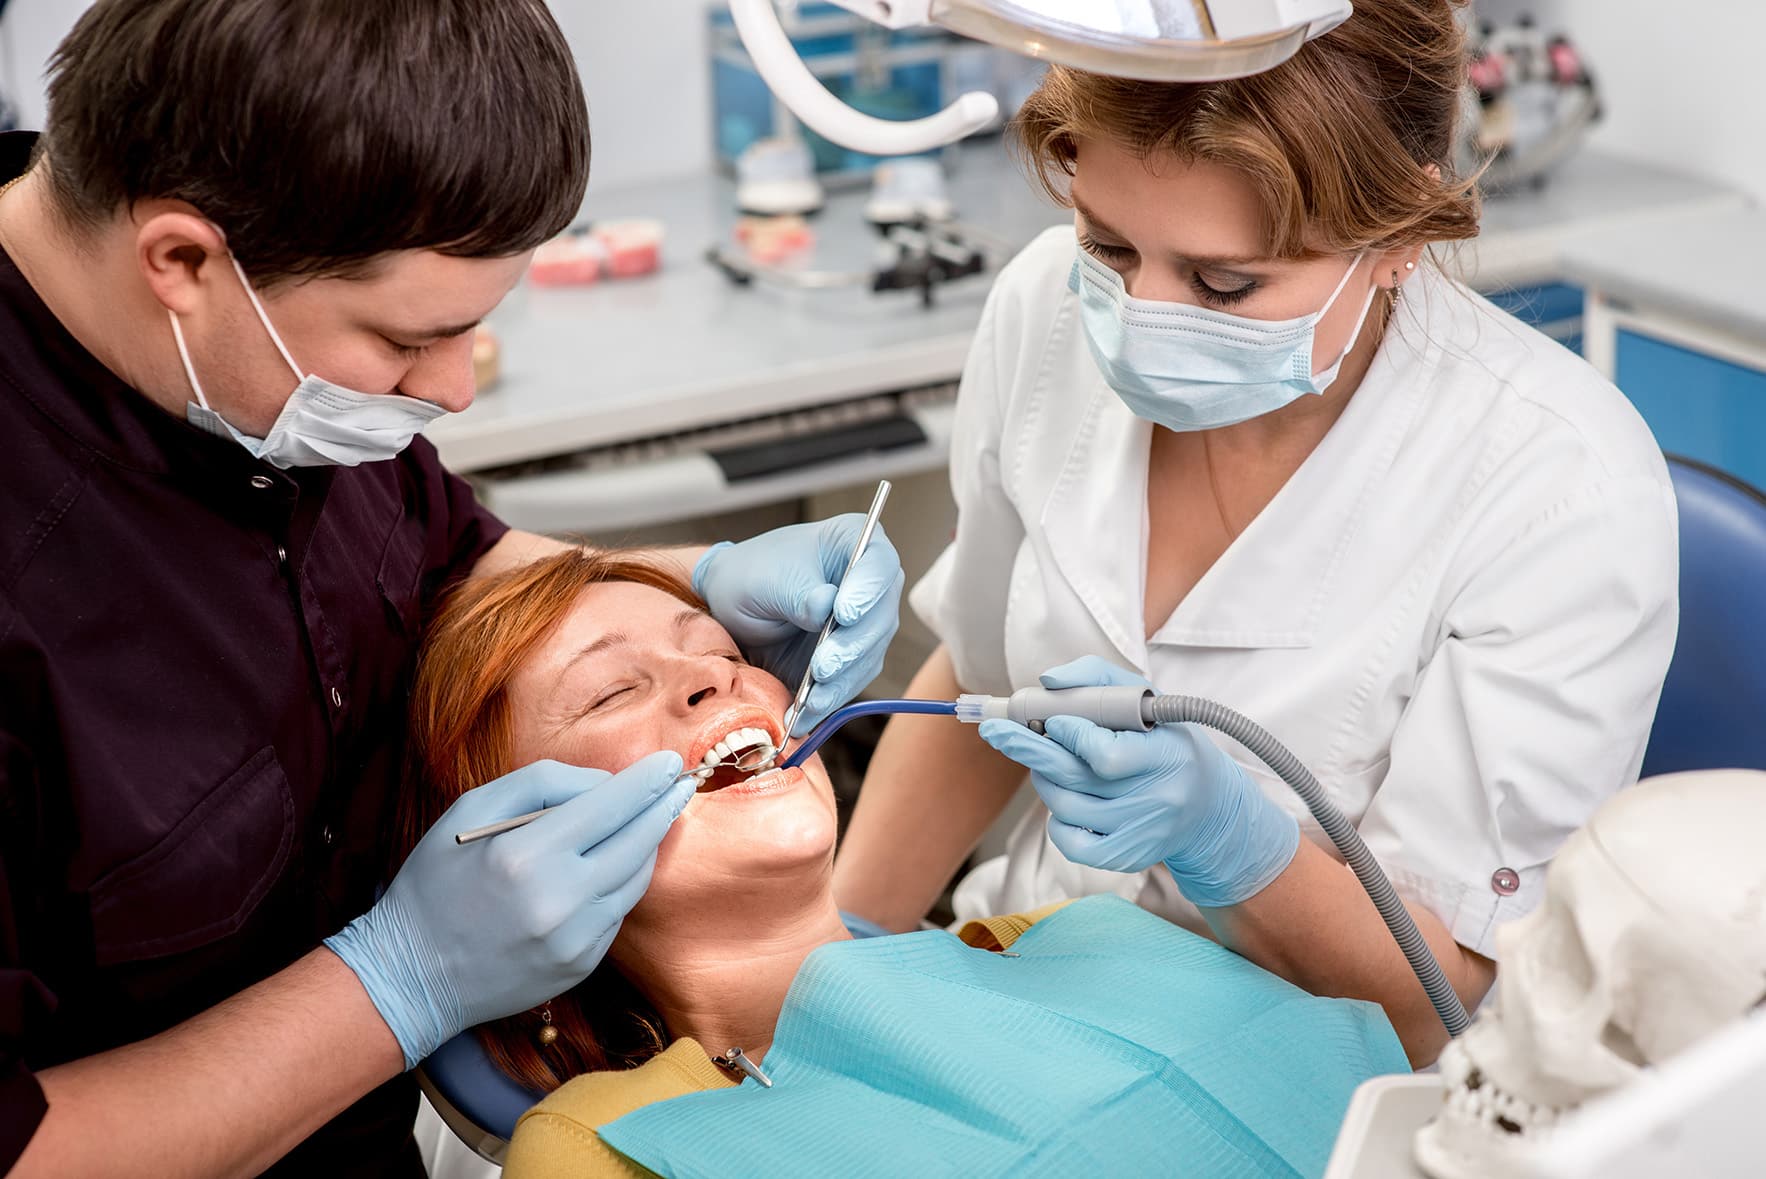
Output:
[
  {"xmin": 962, "ymin": 683, "xmax": 1470, "ymax": 1036},
  {"xmin": 1143, "ymin": 694, "xmax": 1471, "ymax": 1038}
]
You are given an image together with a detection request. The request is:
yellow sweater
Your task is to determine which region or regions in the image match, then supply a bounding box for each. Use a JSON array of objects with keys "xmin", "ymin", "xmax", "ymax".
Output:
[{"xmin": 502, "ymin": 905, "xmax": 1070, "ymax": 1179}]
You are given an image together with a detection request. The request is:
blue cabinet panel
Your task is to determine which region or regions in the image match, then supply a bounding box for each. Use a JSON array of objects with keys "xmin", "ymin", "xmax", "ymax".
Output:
[
  {"xmin": 1483, "ymin": 282, "xmax": 1585, "ymax": 326},
  {"xmin": 1616, "ymin": 329, "xmax": 1766, "ymax": 491},
  {"xmin": 1481, "ymin": 282, "xmax": 1584, "ymax": 355}
]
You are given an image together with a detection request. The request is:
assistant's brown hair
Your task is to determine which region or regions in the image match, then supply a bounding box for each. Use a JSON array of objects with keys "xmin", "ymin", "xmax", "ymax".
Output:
[
  {"xmin": 1015, "ymin": 0, "xmax": 1479, "ymax": 257},
  {"xmin": 398, "ymin": 549, "xmax": 703, "ymax": 1093},
  {"xmin": 39, "ymin": 0, "xmax": 590, "ymax": 284}
]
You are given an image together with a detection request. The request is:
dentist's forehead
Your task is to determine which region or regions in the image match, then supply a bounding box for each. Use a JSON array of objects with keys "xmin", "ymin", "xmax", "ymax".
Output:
[{"xmin": 1070, "ymin": 141, "xmax": 1273, "ymax": 260}]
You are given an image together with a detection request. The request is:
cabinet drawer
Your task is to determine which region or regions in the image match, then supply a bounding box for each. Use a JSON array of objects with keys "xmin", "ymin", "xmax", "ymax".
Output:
[{"xmin": 1616, "ymin": 329, "xmax": 1766, "ymax": 491}]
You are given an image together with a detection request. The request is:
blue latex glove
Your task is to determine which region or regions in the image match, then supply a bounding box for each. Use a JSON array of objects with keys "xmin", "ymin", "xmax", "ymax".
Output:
[
  {"xmin": 693, "ymin": 516, "xmax": 904, "ymax": 735},
  {"xmin": 976, "ymin": 657, "xmax": 1300, "ymax": 909},
  {"xmin": 326, "ymin": 753, "xmax": 694, "ymax": 1068}
]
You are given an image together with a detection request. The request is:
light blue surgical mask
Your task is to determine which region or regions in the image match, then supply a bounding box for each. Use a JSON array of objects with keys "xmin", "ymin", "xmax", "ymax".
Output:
[
  {"xmin": 1068, "ymin": 245, "xmax": 1378, "ymax": 432},
  {"xmin": 174, "ymin": 256, "xmax": 447, "ymax": 468}
]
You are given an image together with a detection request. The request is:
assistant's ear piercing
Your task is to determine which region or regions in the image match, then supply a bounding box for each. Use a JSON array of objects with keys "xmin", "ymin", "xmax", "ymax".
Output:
[{"xmin": 1390, "ymin": 259, "xmax": 1418, "ymax": 305}]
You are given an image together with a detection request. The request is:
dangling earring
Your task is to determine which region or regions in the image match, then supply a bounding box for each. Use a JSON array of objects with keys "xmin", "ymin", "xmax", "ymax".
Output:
[
  {"xmin": 537, "ymin": 1002, "xmax": 559, "ymax": 1047},
  {"xmin": 1390, "ymin": 260, "xmax": 1416, "ymax": 307}
]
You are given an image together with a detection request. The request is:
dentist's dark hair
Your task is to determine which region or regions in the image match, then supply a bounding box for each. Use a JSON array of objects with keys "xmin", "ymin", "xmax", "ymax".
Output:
[{"xmin": 37, "ymin": 0, "xmax": 590, "ymax": 284}]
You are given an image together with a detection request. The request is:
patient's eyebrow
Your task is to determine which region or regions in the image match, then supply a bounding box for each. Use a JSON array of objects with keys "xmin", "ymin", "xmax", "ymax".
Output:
[
  {"xmin": 673, "ymin": 607, "xmax": 711, "ymax": 633},
  {"xmin": 556, "ymin": 630, "xmax": 630, "ymax": 687}
]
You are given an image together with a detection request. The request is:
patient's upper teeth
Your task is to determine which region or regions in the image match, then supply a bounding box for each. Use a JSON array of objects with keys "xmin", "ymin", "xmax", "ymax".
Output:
[{"xmin": 702, "ymin": 727, "xmax": 780, "ymax": 769}]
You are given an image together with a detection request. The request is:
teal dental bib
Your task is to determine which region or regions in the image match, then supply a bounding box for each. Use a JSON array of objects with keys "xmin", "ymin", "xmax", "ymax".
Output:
[{"xmin": 599, "ymin": 895, "xmax": 1406, "ymax": 1177}]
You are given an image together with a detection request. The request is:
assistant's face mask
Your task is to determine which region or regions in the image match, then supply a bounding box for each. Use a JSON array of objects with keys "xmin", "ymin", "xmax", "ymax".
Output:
[
  {"xmin": 174, "ymin": 256, "xmax": 447, "ymax": 468},
  {"xmin": 1069, "ymin": 245, "xmax": 1380, "ymax": 432}
]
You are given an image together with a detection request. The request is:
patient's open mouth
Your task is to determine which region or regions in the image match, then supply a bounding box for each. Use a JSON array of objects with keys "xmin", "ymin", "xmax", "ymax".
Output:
[
  {"xmin": 699, "ymin": 760, "xmax": 765, "ymax": 792},
  {"xmin": 691, "ymin": 722, "xmax": 781, "ymax": 793}
]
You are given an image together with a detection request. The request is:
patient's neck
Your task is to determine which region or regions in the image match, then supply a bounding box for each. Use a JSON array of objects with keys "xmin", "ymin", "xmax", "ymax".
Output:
[{"xmin": 616, "ymin": 873, "xmax": 850, "ymax": 1066}]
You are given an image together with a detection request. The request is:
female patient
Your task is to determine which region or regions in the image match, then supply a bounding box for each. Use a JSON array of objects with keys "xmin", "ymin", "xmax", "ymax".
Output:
[{"xmin": 397, "ymin": 551, "xmax": 1406, "ymax": 1178}]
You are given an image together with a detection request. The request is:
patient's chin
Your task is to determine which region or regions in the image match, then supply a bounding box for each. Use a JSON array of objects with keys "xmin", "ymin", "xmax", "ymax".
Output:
[{"xmin": 653, "ymin": 766, "xmax": 838, "ymax": 884}]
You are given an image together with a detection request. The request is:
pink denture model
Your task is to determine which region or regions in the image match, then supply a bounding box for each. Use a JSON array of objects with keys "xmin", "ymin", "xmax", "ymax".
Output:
[{"xmin": 529, "ymin": 220, "xmax": 665, "ymax": 286}]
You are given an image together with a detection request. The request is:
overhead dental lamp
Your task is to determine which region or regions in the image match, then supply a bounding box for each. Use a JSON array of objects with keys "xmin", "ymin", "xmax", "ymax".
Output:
[{"xmin": 728, "ymin": 0, "xmax": 1353, "ymax": 156}]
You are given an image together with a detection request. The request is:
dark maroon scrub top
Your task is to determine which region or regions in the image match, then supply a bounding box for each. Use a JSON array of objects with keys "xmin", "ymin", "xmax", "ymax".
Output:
[{"xmin": 0, "ymin": 131, "xmax": 508, "ymax": 1175}]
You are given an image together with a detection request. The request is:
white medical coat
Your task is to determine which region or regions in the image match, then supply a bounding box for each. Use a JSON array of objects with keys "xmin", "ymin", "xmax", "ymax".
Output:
[{"xmin": 913, "ymin": 227, "xmax": 1679, "ymax": 957}]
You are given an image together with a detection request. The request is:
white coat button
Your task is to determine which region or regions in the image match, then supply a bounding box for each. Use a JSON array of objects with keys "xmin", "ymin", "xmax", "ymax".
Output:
[
  {"xmin": 276, "ymin": 545, "xmax": 288, "ymax": 566},
  {"xmin": 250, "ymin": 474, "xmax": 274, "ymax": 490},
  {"xmin": 330, "ymin": 686, "xmax": 344, "ymax": 708},
  {"xmin": 1491, "ymin": 867, "xmax": 1520, "ymax": 895},
  {"xmin": 321, "ymin": 825, "xmax": 336, "ymax": 847}
]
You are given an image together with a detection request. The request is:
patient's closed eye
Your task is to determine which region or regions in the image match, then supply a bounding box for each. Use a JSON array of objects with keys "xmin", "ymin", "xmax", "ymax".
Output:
[{"xmin": 587, "ymin": 683, "xmax": 638, "ymax": 711}]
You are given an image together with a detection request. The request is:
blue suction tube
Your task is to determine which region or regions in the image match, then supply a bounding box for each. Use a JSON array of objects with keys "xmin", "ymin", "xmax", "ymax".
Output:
[{"xmin": 781, "ymin": 699, "xmax": 957, "ymax": 768}]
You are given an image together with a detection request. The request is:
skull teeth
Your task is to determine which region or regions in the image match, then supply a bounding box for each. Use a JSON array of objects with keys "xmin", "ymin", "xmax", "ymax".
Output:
[{"xmin": 1438, "ymin": 1044, "xmax": 1560, "ymax": 1135}]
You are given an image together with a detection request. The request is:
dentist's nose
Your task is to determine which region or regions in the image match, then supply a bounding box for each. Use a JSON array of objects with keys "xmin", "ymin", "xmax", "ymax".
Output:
[{"xmin": 398, "ymin": 333, "xmax": 476, "ymax": 413}]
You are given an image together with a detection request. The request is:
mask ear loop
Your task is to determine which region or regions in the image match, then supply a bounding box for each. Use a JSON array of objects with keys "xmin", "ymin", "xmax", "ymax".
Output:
[
  {"xmin": 1311, "ymin": 252, "xmax": 1378, "ymax": 379},
  {"xmin": 229, "ymin": 255, "xmax": 306, "ymax": 383},
  {"xmin": 168, "ymin": 311, "xmax": 212, "ymax": 410},
  {"xmin": 1318, "ymin": 250, "xmax": 1368, "ymax": 318}
]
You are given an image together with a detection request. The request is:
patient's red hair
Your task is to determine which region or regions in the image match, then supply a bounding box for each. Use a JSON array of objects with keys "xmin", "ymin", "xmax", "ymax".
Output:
[{"xmin": 397, "ymin": 548, "xmax": 702, "ymax": 1091}]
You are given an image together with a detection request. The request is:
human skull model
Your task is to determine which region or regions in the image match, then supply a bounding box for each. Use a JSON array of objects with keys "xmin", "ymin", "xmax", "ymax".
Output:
[{"xmin": 1414, "ymin": 770, "xmax": 1766, "ymax": 1178}]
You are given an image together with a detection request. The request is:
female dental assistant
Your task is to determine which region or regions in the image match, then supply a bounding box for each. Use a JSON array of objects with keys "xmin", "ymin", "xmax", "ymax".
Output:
[{"xmin": 835, "ymin": 0, "xmax": 1678, "ymax": 1064}]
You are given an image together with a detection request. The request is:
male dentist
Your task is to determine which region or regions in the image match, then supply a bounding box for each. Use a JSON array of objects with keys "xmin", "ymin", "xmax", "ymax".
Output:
[{"xmin": 0, "ymin": 1, "xmax": 900, "ymax": 1174}]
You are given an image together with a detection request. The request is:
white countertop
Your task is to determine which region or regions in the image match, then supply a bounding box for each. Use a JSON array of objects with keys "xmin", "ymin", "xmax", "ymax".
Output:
[
  {"xmin": 1556, "ymin": 204, "xmax": 1766, "ymax": 344},
  {"xmin": 431, "ymin": 142, "xmax": 1744, "ymax": 474}
]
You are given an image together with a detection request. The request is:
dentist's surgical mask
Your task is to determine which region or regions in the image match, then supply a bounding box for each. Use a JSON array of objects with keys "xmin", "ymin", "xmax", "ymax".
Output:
[
  {"xmin": 1069, "ymin": 246, "xmax": 1380, "ymax": 432},
  {"xmin": 174, "ymin": 256, "xmax": 447, "ymax": 468}
]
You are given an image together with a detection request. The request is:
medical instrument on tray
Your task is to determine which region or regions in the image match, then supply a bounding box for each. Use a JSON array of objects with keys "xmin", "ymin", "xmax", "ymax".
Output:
[
  {"xmin": 709, "ymin": 219, "xmax": 995, "ymax": 309},
  {"xmin": 452, "ymin": 744, "xmax": 780, "ymax": 846},
  {"xmin": 779, "ymin": 479, "xmax": 893, "ymax": 741},
  {"xmin": 782, "ymin": 685, "xmax": 1470, "ymax": 1038},
  {"xmin": 728, "ymin": 0, "xmax": 1352, "ymax": 155}
]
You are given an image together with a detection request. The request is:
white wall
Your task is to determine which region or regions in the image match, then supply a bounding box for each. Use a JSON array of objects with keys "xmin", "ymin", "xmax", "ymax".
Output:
[
  {"xmin": 1476, "ymin": 0, "xmax": 1766, "ymax": 203},
  {"xmin": 549, "ymin": 0, "xmax": 714, "ymax": 188},
  {"xmin": 0, "ymin": 0, "xmax": 715, "ymax": 190},
  {"xmin": 0, "ymin": 0, "xmax": 78, "ymax": 130}
]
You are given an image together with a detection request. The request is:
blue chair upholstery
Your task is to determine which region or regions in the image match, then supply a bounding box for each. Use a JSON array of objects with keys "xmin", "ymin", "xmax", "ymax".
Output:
[
  {"xmin": 417, "ymin": 911, "xmax": 893, "ymax": 1161},
  {"xmin": 1641, "ymin": 457, "xmax": 1766, "ymax": 776}
]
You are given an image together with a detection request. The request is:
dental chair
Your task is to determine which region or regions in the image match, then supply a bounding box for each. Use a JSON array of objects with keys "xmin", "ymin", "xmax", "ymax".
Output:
[
  {"xmin": 1640, "ymin": 456, "xmax": 1766, "ymax": 776},
  {"xmin": 417, "ymin": 912, "xmax": 894, "ymax": 1162}
]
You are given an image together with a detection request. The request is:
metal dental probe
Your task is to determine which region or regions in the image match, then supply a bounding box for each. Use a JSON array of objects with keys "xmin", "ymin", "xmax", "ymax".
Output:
[
  {"xmin": 452, "ymin": 745, "xmax": 777, "ymax": 846},
  {"xmin": 777, "ymin": 479, "xmax": 893, "ymax": 746}
]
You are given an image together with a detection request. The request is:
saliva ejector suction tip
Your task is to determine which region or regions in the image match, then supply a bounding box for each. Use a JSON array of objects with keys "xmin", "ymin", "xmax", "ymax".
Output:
[{"xmin": 954, "ymin": 694, "xmax": 994, "ymax": 724}]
